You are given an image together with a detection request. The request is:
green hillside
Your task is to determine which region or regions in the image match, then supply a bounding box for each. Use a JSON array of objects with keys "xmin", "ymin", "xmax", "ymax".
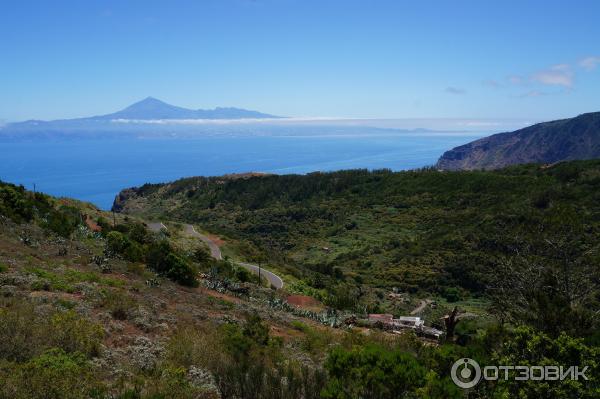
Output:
[
  {"xmin": 1, "ymin": 166, "xmax": 599, "ymax": 397},
  {"xmin": 115, "ymin": 161, "xmax": 600, "ymax": 299}
]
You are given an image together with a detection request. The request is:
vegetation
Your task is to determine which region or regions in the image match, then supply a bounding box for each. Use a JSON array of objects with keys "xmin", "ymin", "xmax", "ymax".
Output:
[
  {"xmin": 117, "ymin": 160, "xmax": 600, "ymax": 314},
  {"xmin": 2, "ymin": 161, "xmax": 600, "ymax": 397},
  {"xmin": 0, "ymin": 181, "xmax": 82, "ymax": 237}
]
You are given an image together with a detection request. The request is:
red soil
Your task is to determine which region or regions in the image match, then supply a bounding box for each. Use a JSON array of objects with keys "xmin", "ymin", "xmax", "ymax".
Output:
[{"xmin": 286, "ymin": 295, "xmax": 324, "ymax": 310}]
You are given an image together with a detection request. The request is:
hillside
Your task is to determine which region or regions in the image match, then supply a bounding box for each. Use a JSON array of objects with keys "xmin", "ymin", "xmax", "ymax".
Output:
[
  {"xmin": 436, "ymin": 111, "xmax": 600, "ymax": 170},
  {"xmin": 113, "ymin": 161, "xmax": 600, "ymax": 310},
  {"xmin": 2, "ymin": 169, "xmax": 600, "ymax": 397},
  {"xmin": 0, "ymin": 180, "xmax": 344, "ymax": 398}
]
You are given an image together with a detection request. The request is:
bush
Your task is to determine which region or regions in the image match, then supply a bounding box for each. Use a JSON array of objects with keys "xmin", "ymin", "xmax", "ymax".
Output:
[
  {"xmin": 1, "ymin": 348, "xmax": 99, "ymax": 399},
  {"xmin": 492, "ymin": 327, "xmax": 600, "ymax": 398},
  {"xmin": 0, "ymin": 302, "xmax": 103, "ymax": 361},
  {"xmin": 99, "ymin": 289, "xmax": 138, "ymax": 321},
  {"xmin": 43, "ymin": 206, "xmax": 82, "ymax": 238},
  {"xmin": 322, "ymin": 345, "xmax": 424, "ymax": 398},
  {"xmin": 443, "ymin": 287, "xmax": 462, "ymax": 303},
  {"xmin": 235, "ymin": 267, "xmax": 252, "ymax": 283},
  {"xmin": 48, "ymin": 311, "xmax": 104, "ymax": 358},
  {"xmin": 165, "ymin": 253, "xmax": 198, "ymax": 287},
  {"xmin": 106, "ymin": 231, "xmax": 129, "ymax": 254},
  {"xmin": 146, "ymin": 240, "xmax": 198, "ymax": 287}
]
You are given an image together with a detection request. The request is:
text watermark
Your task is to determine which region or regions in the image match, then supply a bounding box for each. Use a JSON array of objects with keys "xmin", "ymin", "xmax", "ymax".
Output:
[{"xmin": 451, "ymin": 358, "xmax": 589, "ymax": 389}]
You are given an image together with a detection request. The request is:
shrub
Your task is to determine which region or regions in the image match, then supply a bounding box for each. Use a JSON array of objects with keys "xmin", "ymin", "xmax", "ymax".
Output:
[
  {"xmin": 43, "ymin": 205, "xmax": 82, "ymax": 238},
  {"xmin": 0, "ymin": 302, "xmax": 103, "ymax": 362},
  {"xmin": 322, "ymin": 344, "xmax": 428, "ymax": 399},
  {"xmin": 443, "ymin": 287, "xmax": 462, "ymax": 303},
  {"xmin": 492, "ymin": 327, "xmax": 600, "ymax": 398},
  {"xmin": 146, "ymin": 240, "xmax": 198, "ymax": 287},
  {"xmin": 106, "ymin": 231, "xmax": 129, "ymax": 254},
  {"xmin": 235, "ymin": 267, "xmax": 252, "ymax": 283},
  {"xmin": 99, "ymin": 289, "xmax": 138, "ymax": 321},
  {"xmin": 123, "ymin": 241, "xmax": 145, "ymax": 262},
  {"xmin": 1, "ymin": 348, "xmax": 99, "ymax": 399},
  {"xmin": 49, "ymin": 311, "xmax": 104, "ymax": 358},
  {"xmin": 164, "ymin": 253, "xmax": 198, "ymax": 287}
]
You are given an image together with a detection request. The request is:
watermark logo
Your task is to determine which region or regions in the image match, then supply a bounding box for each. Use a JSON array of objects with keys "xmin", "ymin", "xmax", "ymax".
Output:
[
  {"xmin": 451, "ymin": 358, "xmax": 482, "ymax": 388},
  {"xmin": 451, "ymin": 358, "xmax": 589, "ymax": 389}
]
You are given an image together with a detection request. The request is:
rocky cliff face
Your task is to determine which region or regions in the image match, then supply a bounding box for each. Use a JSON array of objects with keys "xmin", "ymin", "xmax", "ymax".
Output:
[
  {"xmin": 111, "ymin": 188, "xmax": 139, "ymax": 213},
  {"xmin": 436, "ymin": 112, "xmax": 600, "ymax": 170}
]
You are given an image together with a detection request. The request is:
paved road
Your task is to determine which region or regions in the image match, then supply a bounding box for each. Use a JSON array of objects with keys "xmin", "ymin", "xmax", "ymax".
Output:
[
  {"xmin": 184, "ymin": 224, "xmax": 222, "ymax": 260},
  {"xmin": 236, "ymin": 261, "xmax": 284, "ymax": 290},
  {"xmin": 182, "ymin": 224, "xmax": 284, "ymax": 289}
]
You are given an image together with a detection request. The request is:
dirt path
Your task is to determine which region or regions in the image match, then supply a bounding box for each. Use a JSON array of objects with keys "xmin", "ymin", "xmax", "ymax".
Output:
[{"xmin": 410, "ymin": 299, "xmax": 432, "ymax": 315}]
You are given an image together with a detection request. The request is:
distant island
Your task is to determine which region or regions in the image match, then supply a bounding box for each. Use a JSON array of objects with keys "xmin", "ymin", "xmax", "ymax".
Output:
[
  {"xmin": 437, "ymin": 111, "xmax": 600, "ymax": 170},
  {"xmin": 0, "ymin": 97, "xmax": 283, "ymax": 139},
  {"xmin": 95, "ymin": 97, "xmax": 283, "ymax": 120}
]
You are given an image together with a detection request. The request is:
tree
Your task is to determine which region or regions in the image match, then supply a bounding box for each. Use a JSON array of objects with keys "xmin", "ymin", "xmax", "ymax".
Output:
[
  {"xmin": 443, "ymin": 307, "xmax": 461, "ymax": 343},
  {"xmin": 487, "ymin": 209, "xmax": 600, "ymax": 337}
]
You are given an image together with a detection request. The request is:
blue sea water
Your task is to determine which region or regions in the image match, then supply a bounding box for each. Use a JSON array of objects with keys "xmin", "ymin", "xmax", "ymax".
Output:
[{"xmin": 0, "ymin": 133, "xmax": 482, "ymax": 210}]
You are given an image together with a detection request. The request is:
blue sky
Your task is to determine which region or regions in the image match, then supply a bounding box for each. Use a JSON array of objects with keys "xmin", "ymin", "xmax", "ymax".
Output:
[{"xmin": 1, "ymin": 0, "xmax": 599, "ymax": 122}]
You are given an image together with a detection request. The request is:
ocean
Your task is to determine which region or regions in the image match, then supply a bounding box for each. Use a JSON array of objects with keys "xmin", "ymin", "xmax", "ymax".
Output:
[{"xmin": 0, "ymin": 133, "xmax": 482, "ymax": 210}]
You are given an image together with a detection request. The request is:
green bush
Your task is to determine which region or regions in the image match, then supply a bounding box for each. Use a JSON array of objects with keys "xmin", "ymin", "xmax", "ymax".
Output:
[
  {"xmin": 164, "ymin": 253, "xmax": 198, "ymax": 287},
  {"xmin": 1, "ymin": 348, "xmax": 99, "ymax": 399},
  {"xmin": 106, "ymin": 231, "xmax": 129, "ymax": 254},
  {"xmin": 492, "ymin": 327, "xmax": 600, "ymax": 398},
  {"xmin": 43, "ymin": 205, "xmax": 82, "ymax": 238},
  {"xmin": 0, "ymin": 302, "xmax": 103, "ymax": 362},
  {"xmin": 443, "ymin": 287, "xmax": 462, "ymax": 303},
  {"xmin": 322, "ymin": 344, "xmax": 428, "ymax": 399},
  {"xmin": 48, "ymin": 311, "xmax": 104, "ymax": 358},
  {"xmin": 146, "ymin": 240, "xmax": 198, "ymax": 287}
]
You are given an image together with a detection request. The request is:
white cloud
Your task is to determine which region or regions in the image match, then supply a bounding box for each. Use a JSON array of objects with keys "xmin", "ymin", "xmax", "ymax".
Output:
[
  {"xmin": 579, "ymin": 56, "xmax": 600, "ymax": 71},
  {"xmin": 531, "ymin": 64, "xmax": 573, "ymax": 88}
]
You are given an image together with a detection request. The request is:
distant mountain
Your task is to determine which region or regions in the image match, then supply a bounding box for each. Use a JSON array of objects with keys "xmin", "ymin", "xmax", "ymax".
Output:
[
  {"xmin": 436, "ymin": 112, "xmax": 600, "ymax": 170},
  {"xmin": 91, "ymin": 97, "xmax": 281, "ymax": 120},
  {"xmin": 0, "ymin": 98, "xmax": 282, "ymax": 139}
]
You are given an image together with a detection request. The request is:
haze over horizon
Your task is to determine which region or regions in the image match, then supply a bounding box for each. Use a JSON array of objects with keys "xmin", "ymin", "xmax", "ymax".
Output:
[{"xmin": 1, "ymin": 1, "xmax": 599, "ymax": 123}]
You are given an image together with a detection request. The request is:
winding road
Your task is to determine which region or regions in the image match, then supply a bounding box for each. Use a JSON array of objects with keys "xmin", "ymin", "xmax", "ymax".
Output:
[
  {"xmin": 148, "ymin": 222, "xmax": 283, "ymax": 289},
  {"xmin": 183, "ymin": 224, "xmax": 284, "ymax": 289},
  {"xmin": 184, "ymin": 224, "xmax": 222, "ymax": 260}
]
